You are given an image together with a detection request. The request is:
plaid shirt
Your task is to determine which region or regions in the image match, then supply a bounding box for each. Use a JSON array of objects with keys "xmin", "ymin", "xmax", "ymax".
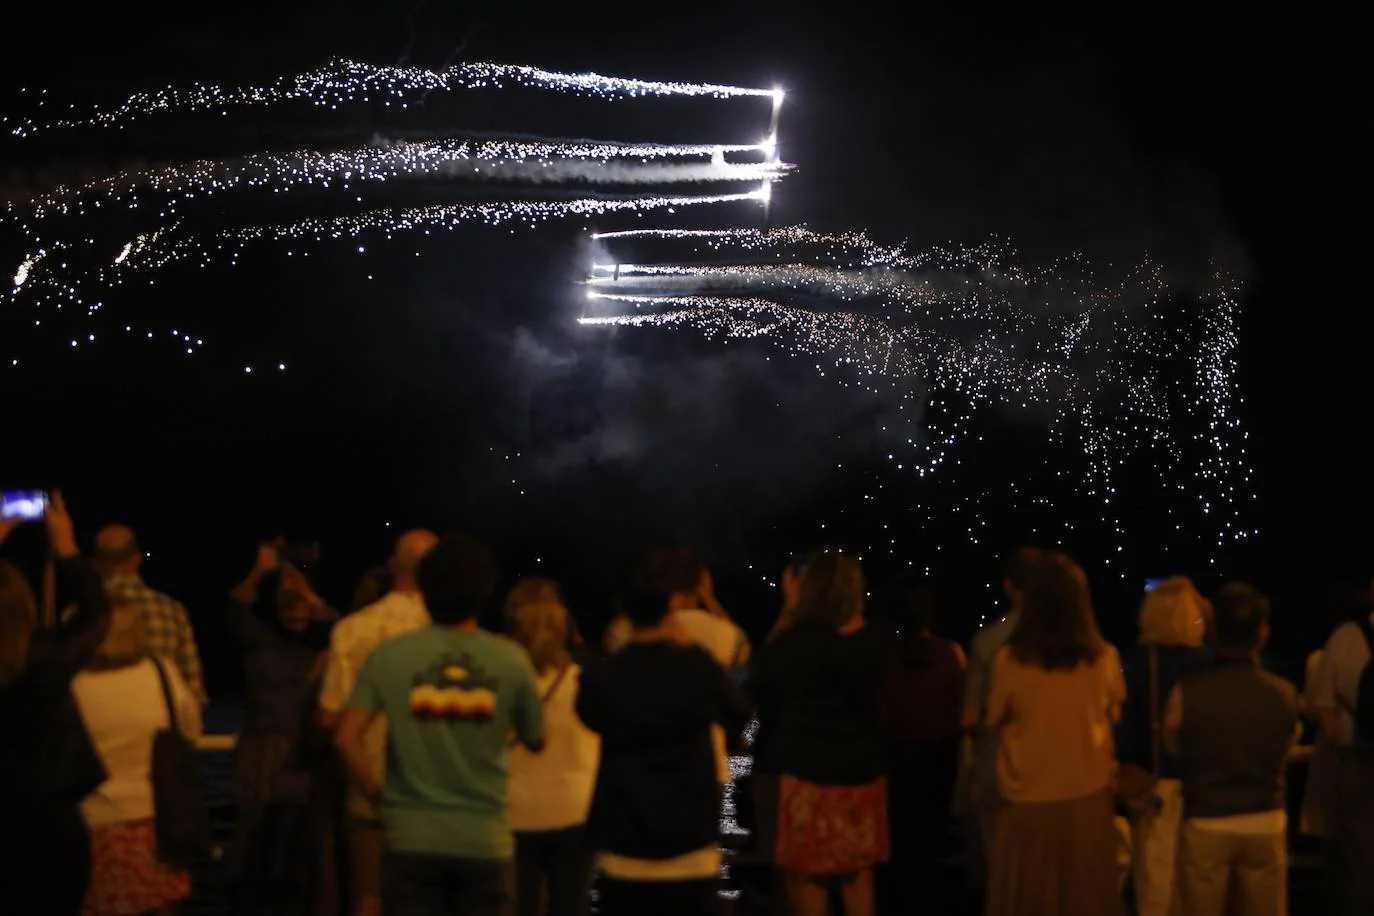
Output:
[{"xmin": 105, "ymin": 572, "xmax": 208, "ymax": 704}]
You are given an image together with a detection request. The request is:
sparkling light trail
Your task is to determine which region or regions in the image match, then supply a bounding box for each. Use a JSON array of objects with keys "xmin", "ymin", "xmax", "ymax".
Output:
[{"xmin": 9, "ymin": 59, "xmax": 777, "ymax": 138}]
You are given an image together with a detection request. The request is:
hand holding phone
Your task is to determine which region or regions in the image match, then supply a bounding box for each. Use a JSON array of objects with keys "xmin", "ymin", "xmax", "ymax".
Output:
[{"xmin": 44, "ymin": 491, "xmax": 79, "ymax": 558}]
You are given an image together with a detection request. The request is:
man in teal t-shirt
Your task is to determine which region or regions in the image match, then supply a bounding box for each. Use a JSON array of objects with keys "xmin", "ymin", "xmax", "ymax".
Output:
[{"xmin": 335, "ymin": 533, "xmax": 543, "ymax": 916}]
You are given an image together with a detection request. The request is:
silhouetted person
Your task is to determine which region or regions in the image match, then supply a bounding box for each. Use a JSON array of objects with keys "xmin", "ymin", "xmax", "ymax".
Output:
[{"xmin": 1166, "ymin": 583, "xmax": 1299, "ymax": 916}]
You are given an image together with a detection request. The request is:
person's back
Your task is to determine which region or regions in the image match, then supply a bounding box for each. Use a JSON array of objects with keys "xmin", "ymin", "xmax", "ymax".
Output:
[
  {"xmin": 96, "ymin": 524, "xmax": 208, "ymax": 706},
  {"xmin": 509, "ymin": 663, "xmax": 598, "ymax": 833},
  {"xmin": 990, "ymin": 642, "xmax": 1124, "ymax": 803},
  {"xmin": 72, "ymin": 658, "xmax": 203, "ymax": 826},
  {"xmin": 1176, "ymin": 662, "xmax": 1297, "ymax": 819},
  {"xmin": 1166, "ymin": 583, "xmax": 1299, "ymax": 916},
  {"xmin": 335, "ymin": 532, "xmax": 542, "ymax": 916},
  {"xmin": 355, "ymin": 626, "xmax": 542, "ymax": 856},
  {"xmin": 885, "ymin": 633, "xmax": 964, "ymax": 747},
  {"xmin": 1, "ymin": 501, "xmax": 111, "ymax": 916},
  {"xmin": 1308, "ymin": 601, "xmax": 1374, "ymax": 915},
  {"xmin": 671, "ymin": 606, "xmax": 749, "ymax": 783},
  {"xmin": 758, "ymin": 619, "xmax": 890, "ymax": 787},
  {"xmin": 579, "ymin": 640, "xmax": 748, "ymax": 858}
]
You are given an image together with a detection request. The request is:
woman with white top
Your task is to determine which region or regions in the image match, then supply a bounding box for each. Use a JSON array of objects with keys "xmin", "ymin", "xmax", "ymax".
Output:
[
  {"xmin": 505, "ymin": 579, "xmax": 600, "ymax": 916},
  {"xmin": 72, "ymin": 600, "xmax": 203, "ymax": 915}
]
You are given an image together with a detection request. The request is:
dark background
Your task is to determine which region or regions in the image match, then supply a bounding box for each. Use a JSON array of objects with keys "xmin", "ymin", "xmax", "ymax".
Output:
[{"xmin": 0, "ymin": 3, "xmax": 1363, "ymax": 697}]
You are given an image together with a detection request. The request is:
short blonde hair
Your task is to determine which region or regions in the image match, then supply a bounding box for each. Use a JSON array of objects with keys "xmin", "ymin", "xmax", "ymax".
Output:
[
  {"xmin": 0, "ymin": 561, "xmax": 38, "ymax": 687},
  {"xmin": 505, "ymin": 579, "xmax": 571, "ymax": 674},
  {"xmin": 1138, "ymin": 576, "xmax": 1208, "ymax": 648},
  {"xmin": 90, "ymin": 600, "xmax": 150, "ymax": 670}
]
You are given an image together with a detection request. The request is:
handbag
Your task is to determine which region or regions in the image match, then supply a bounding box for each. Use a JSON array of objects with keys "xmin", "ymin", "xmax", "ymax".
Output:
[
  {"xmin": 149, "ymin": 659, "xmax": 215, "ymax": 868},
  {"xmin": 1117, "ymin": 646, "xmax": 1161, "ymax": 819}
]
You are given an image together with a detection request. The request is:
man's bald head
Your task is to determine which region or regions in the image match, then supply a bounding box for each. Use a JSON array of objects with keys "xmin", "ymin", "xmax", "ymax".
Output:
[
  {"xmin": 94, "ymin": 524, "xmax": 142, "ymax": 574},
  {"xmin": 392, "ymin": 530, "xmax": 439, "ymax": 579}
]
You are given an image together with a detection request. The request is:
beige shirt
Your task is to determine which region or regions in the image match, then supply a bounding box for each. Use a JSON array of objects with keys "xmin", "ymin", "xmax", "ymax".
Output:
[
  {"xmin": 508, "ymin": 666, "xmax": 600, "ymax": 832},
  {"xmin": 318, "ymin": 591, "xmax": 431, "ymax": 819},
  {"xmin": 986, "ymin": 643, "xmax": 1125, "ymax": 803}
]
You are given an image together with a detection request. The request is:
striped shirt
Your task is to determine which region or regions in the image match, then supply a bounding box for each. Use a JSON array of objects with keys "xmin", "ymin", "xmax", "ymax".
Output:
[{"xmin": 104, "ymin": 572, "xmax": 207, "ymax": 704}]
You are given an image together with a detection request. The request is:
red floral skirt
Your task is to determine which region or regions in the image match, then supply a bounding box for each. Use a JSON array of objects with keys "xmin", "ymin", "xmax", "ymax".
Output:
[
  {"xmin": 776, "ymin": 773, "xmax": 890, "ymax": 875},
  {"xmin": 83, "ymin": 819, "xmax": 191, "ymax": 916}
]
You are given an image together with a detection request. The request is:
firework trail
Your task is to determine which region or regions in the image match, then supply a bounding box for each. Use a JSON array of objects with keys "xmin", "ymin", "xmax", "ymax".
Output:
[
  {"xmin": 7, "ymin": 59, "xmax": 780, "ymax": 138},
  {"xmin": 4, "ymin": 139, "xmax": 785, "ymax": 227},
  {"xmin": 7, "ymin": 190, "xmax": 769, "ymax": 308}
]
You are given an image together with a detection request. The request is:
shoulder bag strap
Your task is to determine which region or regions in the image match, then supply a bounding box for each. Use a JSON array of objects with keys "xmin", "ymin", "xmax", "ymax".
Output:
[
  {"xmin": 541, "ymin": 663, "xmax": 572, "ymax": 704},
  {"xmin": 511, "ymin": 664, "xmax": 572, "ymax": 748},
  {"xmin": 150, "ymin": 657, "xmax": 182, "ymax": 737},
  {"xmin": 1148, "ymin": 646, "xmax": 1161, "ymax": 775}
]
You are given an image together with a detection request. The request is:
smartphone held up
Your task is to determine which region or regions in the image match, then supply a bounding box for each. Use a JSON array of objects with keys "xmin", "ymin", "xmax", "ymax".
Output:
[{"xmin": 1, "ymin": 489, "xmax": 48, "ymax": 522}]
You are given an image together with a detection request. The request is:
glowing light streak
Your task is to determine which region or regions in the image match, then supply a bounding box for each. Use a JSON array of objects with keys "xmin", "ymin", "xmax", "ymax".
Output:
[{"xmin": 9, "ymin": 59, "xmax": 776, "ymax": 138}]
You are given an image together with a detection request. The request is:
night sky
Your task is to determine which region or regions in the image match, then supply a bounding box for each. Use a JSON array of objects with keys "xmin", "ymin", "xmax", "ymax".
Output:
[{"xmin": 0, "ymin": 3, "xmax": 1361, "ymax": 694}]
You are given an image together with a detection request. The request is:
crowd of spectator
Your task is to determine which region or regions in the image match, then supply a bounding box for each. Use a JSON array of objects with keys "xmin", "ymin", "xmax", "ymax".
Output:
[{"xmin": 2, "ymin": 495, "xmax": 1372, "ymax": 915}]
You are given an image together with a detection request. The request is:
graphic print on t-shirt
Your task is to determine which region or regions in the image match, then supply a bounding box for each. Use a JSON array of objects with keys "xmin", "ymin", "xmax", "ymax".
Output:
[{"xmin": 409, "ymin": 652, "xmax": 500, "ymax": 721}]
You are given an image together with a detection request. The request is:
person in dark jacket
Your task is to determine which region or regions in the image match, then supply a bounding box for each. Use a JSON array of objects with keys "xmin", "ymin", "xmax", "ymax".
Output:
[
  {"xmin": 576, "ymin": 548, "xmax": 752, "ymax": 916},
  {"xmin": 1164, "ymin": 582, "xmax": 1299, "ymax": 916},
  {"xmin": 753, "ymin": 550, "xmax": 893, "ymax": 916},
  {"xmin": 224, "ymin": 540, "xmax": 337, "ymax": 915},
  {"xmin": 0, "ymin": 492, "xmax": 111, "ymax": 916},
  {"xmin": 875, "ymin": 574, "xmax": 965, "ymax": 912}
]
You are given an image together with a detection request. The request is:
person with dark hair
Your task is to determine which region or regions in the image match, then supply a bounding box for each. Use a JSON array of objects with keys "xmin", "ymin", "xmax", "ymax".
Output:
[
  {"xmin": 224, "ymin": 540, "xmax": 338, "ymax": 914},
  {"xmin": 335, "ymin": 532, "xmax": 544, "ymax": 916},
  {"xmin": 983, "ymin": 551, "xmax": 1125, "ymax": 916},
  {"xmin": 0, "ymin": 493, "xmax": 111, "ymax": 916},
  {"xmin": 1164, "ymin": 582, "xmax": 1299, "ymax": 916},
  {"xmin": 576, "ymin": 548, "xmax": 752, "ymax": 916},
  {"xmin": 958, "ymin": 546, "xmax": 1042, "ymax": 884},
  {"xmin": 602, "ymin": 545, "xmax": 750, "ymax": 789},
  {"xmin": 754, "ymin": 551, "xmax": 893, "ymax": 916},
  {"xmin": 876, "ymin": 574, "xmax": 965, "ymax": 911}
]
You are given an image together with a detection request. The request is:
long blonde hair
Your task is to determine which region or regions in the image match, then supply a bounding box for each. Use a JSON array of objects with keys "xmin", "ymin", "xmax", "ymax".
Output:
[
  {"xmin": 89, "ymin": 600, "xmax": 150, "ymax": 671},
  {"xmin": 505, "ymin": 578, "xmax": 572, "ymax": 674},
  {"xmin": 1138, "ymin": 576, "xmax": 1208, "ymax": 648},
  {"xmin": 0, "ymin": 561, "xmax": 38, "ymax": 687}
]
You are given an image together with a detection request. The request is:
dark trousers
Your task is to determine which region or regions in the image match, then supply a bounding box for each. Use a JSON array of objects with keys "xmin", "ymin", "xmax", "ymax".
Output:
[
  {"xmin": 597, "ymin": 877, "xmax": 719, "ymax": 916},
  {"xmin": 1326, "ymin": 748, "xmax": 1374, "ymax": 916},
  {"xmin": 2, "ymin": 804, "xmax": 90, "ymax": 916},
  {"xmin": 515, "ymin": 826, "xmax": 594, "ymax": 916},
  {"xmin": 383, "ymin": 850, "xmax": 515, "ymax": 916}
]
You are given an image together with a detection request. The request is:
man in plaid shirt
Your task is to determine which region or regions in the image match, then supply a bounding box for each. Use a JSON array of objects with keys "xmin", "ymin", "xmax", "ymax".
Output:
[{"xmin": 94, "ymin": 524, "xmax": 207, "ymax": 705}]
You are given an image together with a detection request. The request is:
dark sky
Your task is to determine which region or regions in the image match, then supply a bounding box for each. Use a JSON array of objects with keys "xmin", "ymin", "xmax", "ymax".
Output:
[{"xmin": 0, "ymin": 3, "xmax": 1363, "ymax": 686}]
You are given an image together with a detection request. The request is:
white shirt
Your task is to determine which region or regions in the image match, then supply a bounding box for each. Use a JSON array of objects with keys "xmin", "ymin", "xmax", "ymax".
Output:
[
  {"xmin": 1310, "ymin": 613, "xmax": 1374, "ymax": 747},
  {"xmin": 508, "ymin": 665, "xmax": 600, "ymax": 833},
  {"xmin": 318, "ymin": 590, "xmax": 431, "ymax": 818},
  {"xmin": 72, "ymin": 659, "xmax": 203, "ymax": 827},
  {"xmin": 673, "ymin": 609, "xmax": 748, "ymax": 783}
]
